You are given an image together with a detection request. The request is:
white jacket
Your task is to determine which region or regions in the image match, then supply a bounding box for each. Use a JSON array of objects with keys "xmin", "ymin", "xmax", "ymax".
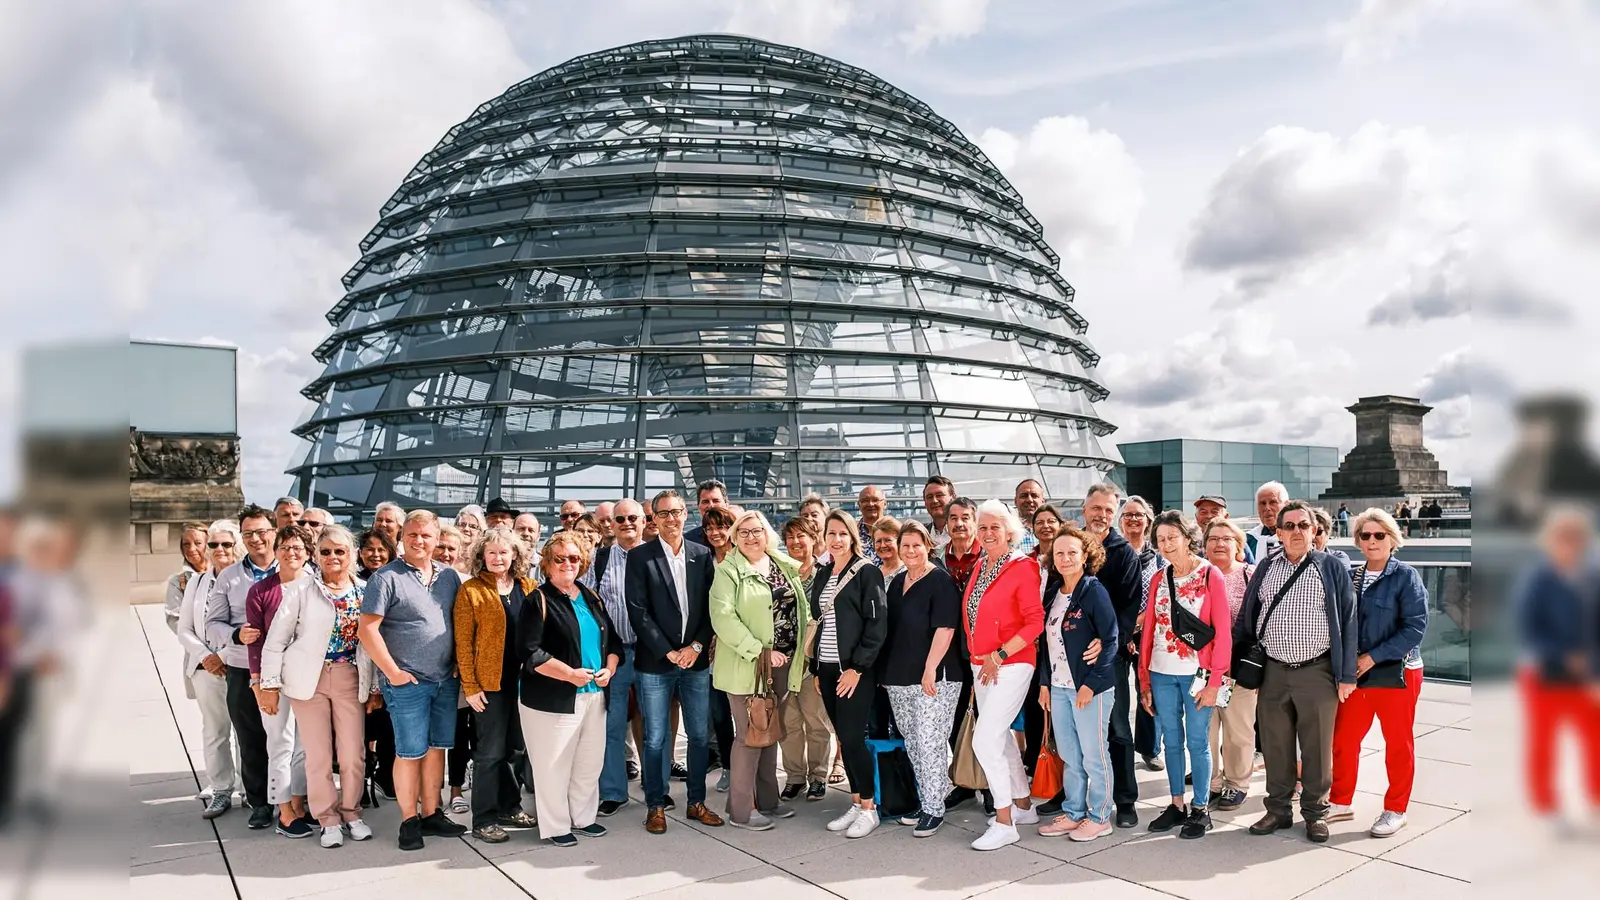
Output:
[
  {"xmin": 176, "ymin": 569, "xmax": 220, "ymax": 674},
  {"xmin": 258, "ymin": 576, "xmax": 377, "ymax": 702}
]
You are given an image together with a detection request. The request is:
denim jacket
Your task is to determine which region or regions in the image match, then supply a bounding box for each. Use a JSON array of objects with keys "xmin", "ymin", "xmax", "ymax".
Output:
[{"xmin": 1352, "ymin": 557, "xmax": 1428, "ymax": 666}]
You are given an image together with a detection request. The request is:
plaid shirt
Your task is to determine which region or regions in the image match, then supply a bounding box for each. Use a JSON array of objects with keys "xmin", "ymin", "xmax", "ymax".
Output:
[{"xmin": 1257, "ymin": 553, "xmax": 1332, "ymax": 665}]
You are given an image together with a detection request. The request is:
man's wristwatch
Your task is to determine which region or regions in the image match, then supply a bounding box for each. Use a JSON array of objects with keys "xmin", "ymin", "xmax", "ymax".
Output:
[{"xmin": 690, "ymin": 641, "xmax": 704, "ymax": 653}]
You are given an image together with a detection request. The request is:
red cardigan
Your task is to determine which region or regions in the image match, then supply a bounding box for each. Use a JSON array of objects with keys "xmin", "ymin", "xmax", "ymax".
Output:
[
  {"xmin": 245, "ymin": 573, "xmax": 285, "ymax": 677},
  {"xmin": 963, "ymin": 555, "xmax": 1045, "ymax": 666},
  {"xmin": 1137, "ymin": 561, "xmax": 1232, "ymax": 690}
]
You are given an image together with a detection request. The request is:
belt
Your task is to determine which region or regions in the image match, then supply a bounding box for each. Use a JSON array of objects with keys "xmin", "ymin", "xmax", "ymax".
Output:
[{"xmin": 1269, "ymin": 651, "xmax": 1330, "ymax": 670}]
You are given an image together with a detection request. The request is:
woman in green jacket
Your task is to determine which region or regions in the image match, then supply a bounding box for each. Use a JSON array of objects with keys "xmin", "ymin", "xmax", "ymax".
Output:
[{"xmin": 711, "ymin": 509, "xmax": 811, "ymax": 831}]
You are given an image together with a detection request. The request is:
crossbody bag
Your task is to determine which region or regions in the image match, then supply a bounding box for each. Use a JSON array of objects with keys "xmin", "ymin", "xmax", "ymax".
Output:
[{"xmin": 1231, "ymin": 557, "xmax": 1313, "ymax": 691}]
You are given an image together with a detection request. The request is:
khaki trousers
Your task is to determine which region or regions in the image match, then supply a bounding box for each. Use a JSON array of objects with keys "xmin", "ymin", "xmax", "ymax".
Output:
[
  {"xmin": 521, "ymin": 692, "xmax": 606, "ymax": 840},
  {"xmin": 779, "ymin": 671, "xmax": 834, "ymax": 784},
  {"xmin": 290, "ymin": 661, "xmax": 365, "ymax": 828},
  {"xmin": 1207, "ymin": 685, "xmax": 1259, "ymax": 793}
]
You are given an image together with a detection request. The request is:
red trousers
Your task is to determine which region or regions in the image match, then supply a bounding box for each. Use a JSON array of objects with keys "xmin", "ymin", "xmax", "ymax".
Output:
[
  {"xmin": 1519, "ymin": 669, "xmax": 1600, "ymax": 813},
  {"xmin": 1330, "ymin": 666, "xmax": 1422, "ymax": 812}
]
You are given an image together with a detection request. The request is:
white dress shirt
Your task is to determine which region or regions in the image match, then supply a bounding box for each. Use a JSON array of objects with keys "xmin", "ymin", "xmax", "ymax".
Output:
[{"xmin": 663, "ymin": 538, "xmax": 689, "ymax": 643}]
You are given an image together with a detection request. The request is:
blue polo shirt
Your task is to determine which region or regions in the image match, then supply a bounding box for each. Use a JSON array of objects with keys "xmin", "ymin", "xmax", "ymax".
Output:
[{"xmin": 361, "ymin": 557, "xmax": 463, "ymax": 684}]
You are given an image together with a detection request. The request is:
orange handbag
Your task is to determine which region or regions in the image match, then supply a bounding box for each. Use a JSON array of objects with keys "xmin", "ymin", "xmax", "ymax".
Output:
[{"xmin": 1031, "ymin": 727, "xmax": 1063, "ymax": 800}]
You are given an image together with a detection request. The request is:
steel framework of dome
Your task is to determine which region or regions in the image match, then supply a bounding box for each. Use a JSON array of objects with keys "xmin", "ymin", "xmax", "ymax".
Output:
[{"xmin": 289, "ymin": 34, "xmax": 1118, "ymax": 519}]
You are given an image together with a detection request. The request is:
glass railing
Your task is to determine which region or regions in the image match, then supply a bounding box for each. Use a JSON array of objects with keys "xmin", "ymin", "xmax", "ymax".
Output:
[{"xmin": 1411, "ymin": 561, "xmax": 1471, "ymax": 682}]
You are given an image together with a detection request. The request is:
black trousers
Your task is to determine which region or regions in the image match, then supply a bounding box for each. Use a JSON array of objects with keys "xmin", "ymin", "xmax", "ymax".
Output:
[
  {"xmin": 817, "ymin": 663, "xmax": 877, "ymax": 797},
  {"xmin": 708, "ymin": 688, "xmax": 735, "ymax": 769},
  {"xmin": 0, "ymin": 672, "xmax": 32, "ymax": 824},
  {"xmin": 1109, "ymin": 654, "xmax": 1139, "ymax": 808},
  {"xmin": 224, "ymin": 665, "xmax": 270, "ymax": 808},
  {"xmin": 365, "ymin": 708, "xmax": 395, "ymax": 794},
  {"xmin": 469, "ymin": 689, "xmax": 525, "ymax": 829},
  {"xmin": 1021, "ymin": 685, "xmax": 1047, "ymax": 776},
  {"xmin": 1135, "ymin": 705, "xmax": 1161, "ymax": 759},
  {"xmin": 449, "ymin": 706, "xmax": 476, "ymax": 788}
]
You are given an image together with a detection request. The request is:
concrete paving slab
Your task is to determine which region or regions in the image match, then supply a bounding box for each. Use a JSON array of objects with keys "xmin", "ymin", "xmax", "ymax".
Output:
[
  {"xmin": 494, "ymin": 823, "xmax": 764, "ymax": 900},
  {"xmin": 1295, "ymin": 857, "xmax": 1468, "ymax": 897},
  {"xmin": 1413, "ymin": 698, "xmax": 1470, "ymax": 727},
  {"xmin": 1412, "ymin": 726, "xmax": 1471, "ymax": 765},
  {"xmin": 1074, "ymin": 827, "xmax": 1368, "ymax": 900},
  {"xmin": 1377, "ymin": 812, "xmax": 1471, "ymax": 881},
  {"xmin": 1352, "ymin": 753, "xmax": 1469, "ymax": 811},
  {"xmin": 777, "ymin": 833, "xmax": 1063, "ymax": 900},
  {"xmin": 128, "ymin": 848, "xmax": 238, "ymax": 900},
  {"xmin": 627, "ymin": 864, "xmax": 840, "ymax": 900},
  {"xmin": 281, "ymin": 859, "xmax": 523, "ymax": 900},
  {"xmin": 999, "ymin": 861, "xmax": 1202, "ymax": 900}
]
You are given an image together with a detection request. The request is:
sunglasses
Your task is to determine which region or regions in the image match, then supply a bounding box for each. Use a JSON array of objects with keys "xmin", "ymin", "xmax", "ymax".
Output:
[
  {"xmin": 615, "ymin": 514, "xmax": 643, "ymax": 523},
  {"xmin": 207, "ymin": 541, "xmax": 235, "ymax": 549},
  {"xmin": 1278, "ymin": 521, "xmax": 1314, "ymax": 532},
  {"xmin": 318, "ymin": 547, "xmax": 347, "ymax": 557},
  {"xmin": 549, "ymin": 554, "xmax": 582, "ymax": 565},
  {"xmin": 1357, "ymin": 531, "xmax": 1388, "ymax": 542},
  {"xmin": 560, "ymin": 513, "xmax": 581, "ymax": 520}
]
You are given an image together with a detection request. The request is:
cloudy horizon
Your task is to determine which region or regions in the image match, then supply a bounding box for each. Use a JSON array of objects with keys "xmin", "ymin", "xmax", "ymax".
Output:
[{"xmin": 5, "ymin": 0, "xmax": 1595, "ymax": 503}]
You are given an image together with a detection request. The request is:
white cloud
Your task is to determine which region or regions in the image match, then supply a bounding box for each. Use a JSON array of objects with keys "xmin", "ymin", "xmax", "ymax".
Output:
[
  {"xmin": 899, "ymin": 0, "xmax": 990, "ymax": 51},
  {"xmin": 1367, "ymin": 238, "xmax": 1573, "ymax": 326},
  {"xmin": 721, "ymin": 0, "xmax": 861, "ymax": 50},
  {"xmin": 977, "ymin": 116, "xmax": 1144, "ymax": 259},
  {"xmin": 1183, "ymin": 122, "xmax": 1448, "ymax": 302},
  {"xmin": 1330, "ymin": 0, "xmax": 1451, "ymax": 62}
]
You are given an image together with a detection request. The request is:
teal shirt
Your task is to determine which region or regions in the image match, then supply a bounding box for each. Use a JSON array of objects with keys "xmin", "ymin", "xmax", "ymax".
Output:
[{"xmin": 571, "ymin": 596, "xmax": 603, "ymax": 694}]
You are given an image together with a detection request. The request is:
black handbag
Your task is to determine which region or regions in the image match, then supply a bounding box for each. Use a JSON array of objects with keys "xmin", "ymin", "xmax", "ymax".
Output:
[
  {"xmin": 1166, "ymin": 567, "xmax": 1215, "ymax": 652},
  {"xmin": 874, "ymin": 746, "xmax": 921, "ymax": 818},
  {"xmin": 1232, "ymin": 557, "xmax": 1313, "ymax": 691}
]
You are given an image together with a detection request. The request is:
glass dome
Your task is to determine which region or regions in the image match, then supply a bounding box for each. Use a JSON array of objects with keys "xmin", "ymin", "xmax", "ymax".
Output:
[{"xmin": 289, "ymin": 34, "xmax": 1118, "ymax": 519}]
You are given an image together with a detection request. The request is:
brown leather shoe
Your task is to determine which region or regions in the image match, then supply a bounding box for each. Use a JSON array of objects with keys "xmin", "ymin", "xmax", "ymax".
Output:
[
  {"xmin": 1305, "ymin": 818, "xmax": 1329, "ymax": 843},
  {"xmin": 645, "ymin": 806, "xmax": 667, "ymax": 835},
  {"xmin": 1249, "ymin": 811, "xmax": 1293, "ymax": 835},
  {"xmin": 686, "ymin": 802, "xmax": 725, "ymax": 827}
]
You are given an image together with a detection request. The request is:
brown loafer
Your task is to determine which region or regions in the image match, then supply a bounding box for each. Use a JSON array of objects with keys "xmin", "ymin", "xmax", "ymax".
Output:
[
  {"xmin": 1306, "ymin": 818, "xmax": 1329, "ymax": 843},
  {"xmin": 1249, "ymin": 811, "xmax": 1293, "ymax": 835},
  {"xmin": 645, "ymin": 806, "xmax": 667, "ymax": 835},
  {"xmin": 686, "ymin": 802, "xmax": 725, "ymax": 827}
]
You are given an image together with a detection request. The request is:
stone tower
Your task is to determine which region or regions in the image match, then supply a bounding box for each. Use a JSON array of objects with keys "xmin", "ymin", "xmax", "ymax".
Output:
[{"xmin": 1320, "ymin": 395, "xmax": 1455, "ymax": 502}]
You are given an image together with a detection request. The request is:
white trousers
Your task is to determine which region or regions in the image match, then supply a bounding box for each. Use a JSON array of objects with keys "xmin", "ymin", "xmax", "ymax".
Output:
[
  {"xmin": 189, "ymin": 668, "xmax": 242, "ymax": 796},
  {"xmin": 971, "ymin": 663, "xmax": 1035, "ymax": 811},
  {"xmin": 261, "ymin": 694, "xmax": 307, "ymax": 804},
  {"xmin": 521, "ymin": 692, "xmax": 606, "ymax": 840}
]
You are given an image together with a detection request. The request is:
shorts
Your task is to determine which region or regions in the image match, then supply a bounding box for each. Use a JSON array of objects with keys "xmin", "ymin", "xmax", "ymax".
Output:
[{"xmin": 381, "ymin": 676, "xmax": 459, "ymax": 760}]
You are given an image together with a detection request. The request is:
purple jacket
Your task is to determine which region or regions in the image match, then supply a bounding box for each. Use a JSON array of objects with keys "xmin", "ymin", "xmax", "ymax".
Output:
[{"xmin": 245, "ymin": 573, "xmax": 285, "ymax": 677}]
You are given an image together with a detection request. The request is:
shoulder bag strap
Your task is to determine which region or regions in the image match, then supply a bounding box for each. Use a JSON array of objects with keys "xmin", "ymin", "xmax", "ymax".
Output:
[{"xmin": 1256, "ymin": 556, "xmax": 1313, "ymax": 639}]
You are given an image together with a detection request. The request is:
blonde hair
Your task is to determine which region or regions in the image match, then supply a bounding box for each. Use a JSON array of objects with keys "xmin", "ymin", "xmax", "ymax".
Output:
[
  {"xmin": 438, "ymin": 524, "xmax": 464, "ymax": 546},
  {"xmin": 732, "ymin": 510, "xmax": 778, "ymax": 553},
  {"xmin": 402, "ymin": 508, "xmax": 440, "ymax": 533},
  {"xmin": 824, "ymin": 509, "xmax": 865, "ymax": 560},
  {"xmin": 1203, "ymin": 517, "xmax": 1249, "ymax": 562},
  {"xmin": 872, "ymin": 516, "xmax": 902, "ymax": 537},
  {"xmin": 539, "ymin": 530, "xmax": 592, "ymax": 578},
  {"xmin": 469, "ymin": 525, "xmax": 531, "ymax": 579},
  {"xmin": 1352, "ymin": 507, "xmax": 1405, "ymax": 549}
]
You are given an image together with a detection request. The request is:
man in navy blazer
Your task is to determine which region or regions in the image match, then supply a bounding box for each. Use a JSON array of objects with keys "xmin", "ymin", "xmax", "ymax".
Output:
[{"xmin": 625, "ymin": 489, "xmax": 722, "ymax": 833}]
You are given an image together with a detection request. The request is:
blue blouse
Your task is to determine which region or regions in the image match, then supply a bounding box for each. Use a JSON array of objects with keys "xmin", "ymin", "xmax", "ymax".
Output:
[{"xmin": 571, "ymin": 595, "xmax": 604, "ymax": 693}]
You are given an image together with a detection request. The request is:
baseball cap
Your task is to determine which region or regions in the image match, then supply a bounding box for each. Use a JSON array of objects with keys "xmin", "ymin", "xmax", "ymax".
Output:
[{"xmin": 1194, "ymin": 495, "xmax": 1227, "ymax": 508}]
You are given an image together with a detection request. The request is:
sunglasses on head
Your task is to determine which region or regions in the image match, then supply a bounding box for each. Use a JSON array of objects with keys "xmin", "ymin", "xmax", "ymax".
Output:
[
  {"xmin": 1357, "ymin": 530, "xmax": 1387, "ymax": 541},
  {"xmin": 207, "ymin": 541, "xmax": 235, "ymax": 549}
]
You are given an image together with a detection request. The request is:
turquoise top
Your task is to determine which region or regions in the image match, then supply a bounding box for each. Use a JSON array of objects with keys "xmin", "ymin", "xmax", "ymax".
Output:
[{"xmin": 572, "ymin": 596, "xmax": 603, "ymax": 693}]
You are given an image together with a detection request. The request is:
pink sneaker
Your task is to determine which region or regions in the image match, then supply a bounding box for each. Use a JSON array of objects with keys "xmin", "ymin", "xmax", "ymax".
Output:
[
  {"xmin": 1038, "ymin": 815, "xmax": 1081, "ymax": 836},
  {"xmin": 1070, "ymin": 819, "xmax": 1113, "ymax": 842}
]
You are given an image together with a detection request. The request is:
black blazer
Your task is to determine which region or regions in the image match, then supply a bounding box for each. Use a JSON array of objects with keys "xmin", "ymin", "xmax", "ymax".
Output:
[
  {"xmin": 807, "ymin": 554, "xmax": 888, "ymax": 673},
  {"xmin": 625, "ymin": 538, "xmax": 716, "ymax": 674},
  {"xmin": 517, "ymin": 581, "xmax": 624, "ymax": 714}
]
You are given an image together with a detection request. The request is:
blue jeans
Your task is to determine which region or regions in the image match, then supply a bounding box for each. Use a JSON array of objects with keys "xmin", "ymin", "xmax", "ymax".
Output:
[
  {"xmin": 600, "ymin": 646, "xmax": 638, "ymax": 803},
  {"xmin": 1050, "ymin": 686, "xmax": 1115, "ymax": 824},
  {"xmin": 1149, "ymin": 671, "xmax": 1214, "ymax": 805},
  {"xmin": 638, "ymin": 666, "xmax": 711, "ymax": 808},
  {"xmin": 380, "ymin": 676, "xmax": 460, "ymax": 760}
]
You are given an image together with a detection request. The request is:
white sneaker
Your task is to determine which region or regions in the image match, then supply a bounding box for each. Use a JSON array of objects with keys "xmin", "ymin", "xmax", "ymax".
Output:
[
  {"xmin": 1326, "ymin": 803, "xmax": 1355, "ymax": 823},
  {"xmin": 1369, "ymin": 810, "xmax": 1407, "ymax": 837},
  {"xmin": 845, "ymin": 809, "xmax": 880, "ymax": 839},
  {"xmin": 320, "ymin": 826, "xmax": 344, "ymax": 848},
  {"xmin": 346, "ymin": 819, "xmax": 373, "ymax": 841},
  {"xmin": 987, "ymin": 805, "xmax": 1040, "ymax": 827},
  {"xmin": 971, "ymin": 822, "xmax": 1020, "ymax": 851},
  {"xmin": 827, "ymin": 805, "xmax": 862, "ymax": 832}
]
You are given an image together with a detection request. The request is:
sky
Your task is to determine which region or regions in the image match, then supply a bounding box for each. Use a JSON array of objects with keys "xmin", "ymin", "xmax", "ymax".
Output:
[{"xmin": 1, "ymin": 0, "xmax": 1595, "ymax": 504}]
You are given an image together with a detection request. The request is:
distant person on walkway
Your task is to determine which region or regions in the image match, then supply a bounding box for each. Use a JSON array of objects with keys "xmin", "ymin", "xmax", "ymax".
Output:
[
  {"xmin": 1336, "ymin": 503, "xmax": 1351, "ymax": 538},
  {"xmin": 1328, "ymin": 508, "xmax": 1428, "ymax": 838}
]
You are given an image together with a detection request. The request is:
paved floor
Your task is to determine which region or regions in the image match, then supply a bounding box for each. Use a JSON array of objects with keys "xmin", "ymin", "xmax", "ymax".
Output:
[{"xmin": 130, "ymin": 604, "xmax": 1474, "ymax": 899}]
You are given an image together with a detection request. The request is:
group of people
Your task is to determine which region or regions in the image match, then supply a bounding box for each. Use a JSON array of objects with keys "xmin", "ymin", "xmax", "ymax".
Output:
[{"xmin": 163, "ymin": 477, "xmax": 1442, "ymax": 854}]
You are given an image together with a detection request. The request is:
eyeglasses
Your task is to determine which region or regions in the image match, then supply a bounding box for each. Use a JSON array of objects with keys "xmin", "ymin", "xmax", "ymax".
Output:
[
  {"xmin": 278, "ymin": 545, "xmax": 308, "ymax": 555},
  {"xmin": 1204, "ymin": 536, "xmax": 1235, "ymax": 544},
  {"xmin": 1278, "ymin": 521, "xmax": 1314, "ymax": 532},
  {"xmin": 655, "ymin": 508, "xmax": 686, "ymax": 519},
  {"xmin": 243, "ymin": 529, "xmax": 274, "ymax": 539},
  {"xmin": 615, "ymin": 514, "xmax": 642, "ymax": 523},
  {"xmin": 207, "ymin": 541, "xmax": 235, "ymax": 549},
  {"xmin": 1357, "ymin": 531, "xmax": 1388, "ymax": 542},
  {"xmin": 736, "ymin": 528, "xmax": 766, "ymax": 539},
  {"xmin": 549, "ymin": 554, "xmax": 582, "ymax": 565},
  {"xmin": 318, "ymin": 548, "xmax": 347, "ymax": 557}
]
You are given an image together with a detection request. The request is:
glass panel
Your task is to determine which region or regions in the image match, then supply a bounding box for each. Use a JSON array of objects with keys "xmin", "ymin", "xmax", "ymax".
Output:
[
  {"xmin": 1253, "ymin": 444, "xmax": 1286, "ymax": 465},
  {"xmin": 655, "ymin": 221, "xmax": 781, "ymax": 255},
  {"xmin": 1182, "ymin": 440, "xmax": 1223, "ymax": 463},
  {"xmin": 652, "ymin": 263, "xmax": 783, "ymax": 299},
  {"xmin": 928, "ymin": 366, "xmax": 1036, "ymax": 409},
  {"xmin": 1418, "ymin": 565, "xmax": 1470, "ymax": 681},
  {"xmin": 794, "ymin": 315, "xmax": 917, "ymax": 353},
  {"xmin": 527, "ymin": 183, "xmax": 654, "ymax": 217},
  {"xmin": 789, "ymin": 267, "xmax": 915, "ymax": 307},
  {"xmin": 650, "ymin": 309, "xmax": 789, "ymax": 347},
  {"xmin": 798, "ymin": 360, "xmax": 925, "ymax": 401},
  {"xmin": 1221, "ymin": 442, "xmax": 1254, "ymax": 464},
  {"xmin": 783, "ymin": 189, "xmax": 893, "ymax": 223},
  {"xmin": 1310, "ymin": 446, "xmax": 1340, "ymax": 467},
  {"xmin": 1283, "ymin": 445, "xmax": 1312, "ymax": 465},
  {"xmin": 507, "ymin": 354, "xmax": 635, "ymax": 401},
  {"xmin": 656, "ymin": 184, "xmax": 779, "ymax": 213},
  {"xmin": 517, "ymin": 221, "xmax": 650, "ymax": 259},
  {"xmin": 1119, "ymin": 442, "xmax": 1161, "ymax": 467},
  {"xmin": 799, "ymin": 452, "xmax": 930, "ymax": 501},
  {"xmin": 642, "ymin": 353, "xmax": 790, "ymax": 397}
]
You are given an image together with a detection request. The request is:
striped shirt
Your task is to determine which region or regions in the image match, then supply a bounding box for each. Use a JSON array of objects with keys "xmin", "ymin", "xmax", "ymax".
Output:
[
  {"xmin": 817, "ymin": 572, "xmax": 842, "ymax": 664},
  {"xmin": 598, "ymin": 543, "xmax": 635, "ymax": 646},
  {"xmin": 1257, "ymin": 554, "xmax": 1331, "ymax": 665}
]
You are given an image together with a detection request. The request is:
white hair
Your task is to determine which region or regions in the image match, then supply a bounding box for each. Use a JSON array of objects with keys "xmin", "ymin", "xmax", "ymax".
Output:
[
  {"xmin": 1255, "ymin": 481, "xmax": 1289, "ymax": 502},
  {"xmin": 454, "ymin": 504, "xmax": 485, "ymax": 527},
  {"xmin": 207, "ymin": 519, "xmax": 242, "ymax": 540},
  {"xmin": 375, "ymin": 501, "xmax": 405, "ymax": 516},
  {"xmin": 976, "ymin": 498, "xmax": 1025, "ymax": 545}
]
